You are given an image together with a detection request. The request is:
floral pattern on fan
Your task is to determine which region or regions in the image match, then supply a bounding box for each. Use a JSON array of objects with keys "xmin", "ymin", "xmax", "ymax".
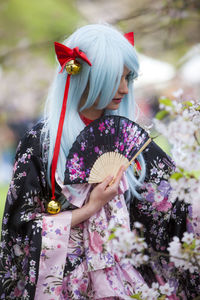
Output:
[{"xmin": 64, "ymin": 115, "xmax": 150, "ymax": 184}]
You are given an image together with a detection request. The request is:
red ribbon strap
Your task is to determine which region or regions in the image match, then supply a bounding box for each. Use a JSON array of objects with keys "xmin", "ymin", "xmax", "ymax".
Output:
[
  {"xmin": 51, "ymin": 42, "xmax": 92, "ymax": 200},
  {"xmin": 124, "ymin": 32, "xmax": 134, "ymax": 46},
  {"xmin": 51, "ymin": 75, "xmax": 71, "ymax": 199},
  {"xmin": 54, "ymin": 42, "xmax": 92, "ymax": 73}
]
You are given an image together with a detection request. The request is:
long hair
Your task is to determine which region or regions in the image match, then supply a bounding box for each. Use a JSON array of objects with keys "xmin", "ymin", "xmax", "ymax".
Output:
[{"xmin": 43, "ymin": 23, "xmax": 146, "ymax": 200}]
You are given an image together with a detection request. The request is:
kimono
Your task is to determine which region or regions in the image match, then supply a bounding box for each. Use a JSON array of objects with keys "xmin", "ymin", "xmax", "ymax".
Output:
[{"xmin": 0, "ymin": 121, "xmax": 199, "ymax": 299}]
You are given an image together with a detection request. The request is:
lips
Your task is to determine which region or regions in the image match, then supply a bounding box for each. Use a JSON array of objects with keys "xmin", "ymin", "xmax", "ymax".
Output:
[{"xmin": 112, "ymin": 98, "xmax": 122, "ymax": 104}]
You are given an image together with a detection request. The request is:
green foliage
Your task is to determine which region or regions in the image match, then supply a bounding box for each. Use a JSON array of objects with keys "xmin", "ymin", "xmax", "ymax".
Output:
[
  {"xmin": 183, "ymin": 239, "xmax": 196, "ymax": 251},
  {"xmin": 108, "ymin": 233, "xmax": 115, "ymax": 241},
  {"xmin": 182, "ymin": 101, "xmax": 193, "ymax": 108},
  {"xmin": 171, "ymin": 172, "xmax": 183, "ymax": 180},
  {"xmin": 190, "ymin": 170, "xmax": 200, "ymax": 179},
  {"xmin": 130, "ymin": 292, "xmax": 142, "ymax": 299},
  {"xmin": 153, "ymin": 134, "xmax": 171, "ymax": 155},
  {"xmin": 171, "ymin": 170, "xmax": 200, "ymax": 181},
  {"xmin": 159, "ymin": 98, "xmax": 174, "ymax": 107},
  {"xmin": 0, "ymin": 185, "xmax": 8, "ymax": 231},
  {"xmin": 0, "ymin": 0, "xmax": 85, "ymax": 48},
  {"xmin": 155, "ymin": 110, "xmax": 169, "ymax": 120},
  {"xmin": 184, "ymin": 170, "xmax": 200, "ymax": 179}
]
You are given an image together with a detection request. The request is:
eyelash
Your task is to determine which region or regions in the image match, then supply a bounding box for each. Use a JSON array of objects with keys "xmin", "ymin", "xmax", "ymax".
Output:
[{"xmin": 125, "ymin": 73, "xmax": 133, "ymax": 82}]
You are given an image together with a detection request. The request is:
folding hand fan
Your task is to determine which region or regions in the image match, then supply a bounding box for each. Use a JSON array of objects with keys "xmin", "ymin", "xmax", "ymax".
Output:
[{"xmin": 64, "ymin": 115, "xmax": 151, "ymax": 184}]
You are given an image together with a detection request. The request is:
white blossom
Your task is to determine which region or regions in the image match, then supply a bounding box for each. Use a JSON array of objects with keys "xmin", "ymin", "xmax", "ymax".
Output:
[
  {"xmin": 134, "ymin": 282, "xmax": 160, "ymax": 299},
  {"xmin": 109, "ymin": 225, "xmax": 149, "ymax": 267},
  {"xmin": 172, "ymin": 88, "xmax": 183, "ymax": 98},
  {"xmin": 13, "ymin": 244, "xmax": 23, "ymax": 256},
  {"xmin": 182, "ymin": 232, "xmax": 195, "ymax": 244},
  {"xmin": 169, "ymin": 177, "xmax": 200, "ymax": 205},
  {"xmin": 159, "ymin": 282, "xmax": 174, "ymax": 296},
  {"xmin": 167, "ymin": 234, "xmax": 200, "ymax": 273},
  {"xmin": 134, "ymin": 221, "xmax": 143, "ymax": 229}
]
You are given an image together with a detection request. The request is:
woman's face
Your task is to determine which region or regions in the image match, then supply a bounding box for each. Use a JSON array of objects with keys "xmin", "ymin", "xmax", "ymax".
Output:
[
  {"xmin": 106, "ymin": 66, "xmax": 130, "ymax": 110},
  {"xmin": 80, "ymin": 66, "xmax": 130, "ymax": 120}
]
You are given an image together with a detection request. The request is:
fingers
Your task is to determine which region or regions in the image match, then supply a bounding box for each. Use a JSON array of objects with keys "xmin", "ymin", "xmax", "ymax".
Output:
[
  {"xmin": 100, "ymin": 165, "xmax": 125, "ymax": 191},
  {"xmin": 100, "ymin": 175, "xmax": 114, "ymax": 190},
  {"xmin": 113, "ymin": 165, "xmax": 125, "ymax": 186},
  {"xmin": 89, "ymin": 165, "xmax": 126, "ymax": 211}
]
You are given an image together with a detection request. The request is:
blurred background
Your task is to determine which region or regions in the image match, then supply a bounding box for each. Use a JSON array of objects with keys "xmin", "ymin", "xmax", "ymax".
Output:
[{"xmin": 0, "ymin": 0, "xmax": 200, "ymax": 224}]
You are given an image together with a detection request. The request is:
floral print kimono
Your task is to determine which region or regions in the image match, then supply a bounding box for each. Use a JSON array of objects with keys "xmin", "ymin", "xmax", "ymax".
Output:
[{"xmin": 0, "ymin": 122, "xmax": 200, "ymax": 299}]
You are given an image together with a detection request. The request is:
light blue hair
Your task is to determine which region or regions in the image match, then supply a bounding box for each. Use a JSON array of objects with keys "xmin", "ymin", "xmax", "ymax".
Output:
[{"xmin": 43, "ymin": 23, "xmax": 146, "ymax": 201}]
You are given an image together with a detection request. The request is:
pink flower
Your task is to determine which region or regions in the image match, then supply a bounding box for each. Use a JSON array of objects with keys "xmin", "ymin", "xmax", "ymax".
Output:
[
  {"xmin": 80, "ymin": 171, "xmax": 86, "ymax": 179},
  {"xmin": 14, "ymin": 287, "xmax": 22, "ymax": 297},
  {"xmin": 147, "ymin": 184, "xmax": 155, "ymax": 193},
  {"xmin": 160, "ymin": 246, "xmax": 166, "ymax": 251},
  {"xmin": 71, "ymin": 168, "xmax": 76, "ymax": 175},
  {"xmin": 94, "ymin": 146, "xmax": 99, "ymax": 153},
  {"xmin": 49, "ymin": 221, "xmax": 54, "ymax": 228},
  {"xmin": 73, "ymin": 153, "xmax": 79, "ymax": 161},
  {"xmin": 158, "ymin": 162, "xmax": 165, "ymax": 168},
  {"xmin": 55, "ymin": 286, "xmax": 62, "ymax": 296},
  {"xmin": 80, "ymin": 283, "xmax": 87, "ymax": 292},
  {"xmin": 30, "ymin": 276, "xmax": 36, "ymax": 283},
  {"xmin": 120, "ymin": 144, "xmax": 124, "ymax": 151},
  {"xmin": 24, "ymin": 245, "xmax": 29, "ymax": 255},
  {"xmin": 42, "ymin": 219, "xmax": 48, "ymax": 231},
  {"xmin": 98, "ymin": 122, "xmax": 105, "ymax": 132},
  {"xmin": 72, "ymin": 278, "xmax": 79, "ymax": 284},
  {"xmin": 30, "ymin": 213, "xmax": 36, "ymax": 220},
  {"xmin": 89, "ymin": 231, "xmax": 103, "ymax": 253},
  {"xmin": 152, "ymin": 198, "xmax": 172, "ymax": 212},
  {"xmin": 114, "ymin": 254, "xmax": 120, "ymax": 262}
]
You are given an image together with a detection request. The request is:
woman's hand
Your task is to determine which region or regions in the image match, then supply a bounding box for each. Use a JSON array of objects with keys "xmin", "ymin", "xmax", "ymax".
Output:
[
  {"xmin": 87, "ymin": 165, "xmax": 125, "ymax": 214},
  {"xmin": 71, "ymin": 166, "xmax": 125, "ymax": 227}
]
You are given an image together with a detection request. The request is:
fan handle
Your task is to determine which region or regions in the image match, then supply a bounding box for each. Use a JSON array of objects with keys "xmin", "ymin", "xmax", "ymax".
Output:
[
  {"xmin": 125, "ymin": 137, "xmax": 152, "ymax": 169},
  {"xmin": 109, "ymin": 137, "xmax": 151, "ymax": 186}
]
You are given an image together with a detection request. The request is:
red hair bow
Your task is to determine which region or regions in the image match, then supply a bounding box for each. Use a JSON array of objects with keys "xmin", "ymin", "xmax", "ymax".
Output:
[
  {"xmin": 54, "ymin": 42, "xmax": 92, "ymax": 73},
  {"xmin": 124, "ymin": 32, "xmax": 134, "ymax": 46}
]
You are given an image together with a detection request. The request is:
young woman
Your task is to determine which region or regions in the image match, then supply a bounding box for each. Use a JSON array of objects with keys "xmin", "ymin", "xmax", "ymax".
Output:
[{"xmin": 0, "ymin": 24, "xmax": 199, "ymax": 299}]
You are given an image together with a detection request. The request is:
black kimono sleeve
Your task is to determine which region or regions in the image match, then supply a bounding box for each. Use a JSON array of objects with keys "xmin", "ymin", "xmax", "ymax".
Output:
[
  {"xmin": 130, "ymin": 140, "xmax": 187, "ymax": 250},
  {"xmin": 0, "ymin": 123, "xmax": 49, "ymax": 299},
  {"xmin": 129, "ymin": 140, "xmax": 200, "ymax": 298}
]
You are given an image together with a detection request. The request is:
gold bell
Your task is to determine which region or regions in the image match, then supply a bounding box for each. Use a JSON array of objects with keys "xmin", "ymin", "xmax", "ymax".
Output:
[
  {"xmin": 66, "ymin": 59, "xmax": 81, "ymax": 75},
  {"xmin": 47, "ymin": 199, "xmax": 61, "ymax": 214}
]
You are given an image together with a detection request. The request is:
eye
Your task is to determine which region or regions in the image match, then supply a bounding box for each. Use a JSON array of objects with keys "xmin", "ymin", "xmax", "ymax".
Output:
[{"xmin": 125, "ymin": 72, "xmax": 133, "ymax": 82}]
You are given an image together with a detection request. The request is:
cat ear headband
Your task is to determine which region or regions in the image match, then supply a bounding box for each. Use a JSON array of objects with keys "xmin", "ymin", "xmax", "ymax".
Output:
[
  {"xmin": 47, "ymin": 32, "xmax": 134, "ymax": 214},
  {"xmin": 124, "ymin": 32, "xmax": 134, "ymax": 46}
]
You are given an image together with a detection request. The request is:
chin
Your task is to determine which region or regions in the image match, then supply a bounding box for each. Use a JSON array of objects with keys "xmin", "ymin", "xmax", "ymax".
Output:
[{"xmin": 106, "ymin": 104, "xmax": 120, "ymax": 110}]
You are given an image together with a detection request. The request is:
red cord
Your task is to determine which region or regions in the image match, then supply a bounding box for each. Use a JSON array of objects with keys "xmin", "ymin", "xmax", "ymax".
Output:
[{"xmin": 51, "ymin": 75, "xmax": 71, "ymax": 199}]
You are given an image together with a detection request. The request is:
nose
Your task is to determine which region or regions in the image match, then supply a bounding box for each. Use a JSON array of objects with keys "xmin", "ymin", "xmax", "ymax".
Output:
[{"xmin": 118, "ymin": 78, "xmax": 129, "ymax": 95}]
